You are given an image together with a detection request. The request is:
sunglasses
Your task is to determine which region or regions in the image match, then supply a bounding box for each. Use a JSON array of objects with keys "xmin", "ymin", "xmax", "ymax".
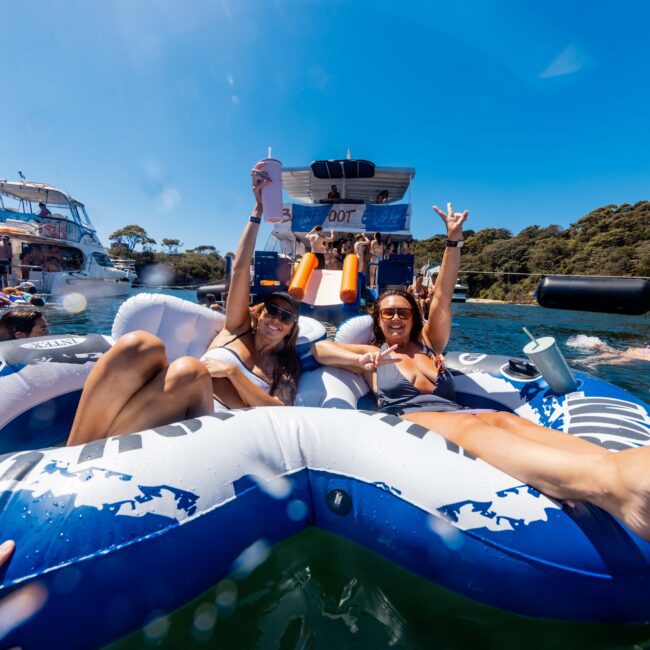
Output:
[
  {"xmin": 379, "ymin": 307, "xmax": 413, "ymax": 321},
  {"xmin": 264, "ymin": 302, "xmax": 297, "ymax": 325}
]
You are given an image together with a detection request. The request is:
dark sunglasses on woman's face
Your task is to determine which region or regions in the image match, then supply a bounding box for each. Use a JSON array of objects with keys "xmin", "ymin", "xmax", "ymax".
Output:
[
  {"xmin": 379, "ymin": 307, "xmax": 413, "ymax": 321},
  {"xmin": 264, "ymin": 302, "xmax": 296, "ymax": 324}
]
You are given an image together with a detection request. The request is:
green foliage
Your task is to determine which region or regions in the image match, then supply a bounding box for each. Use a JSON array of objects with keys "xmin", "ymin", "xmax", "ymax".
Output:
[
  {"xmin": 187, "ymin": 245, "xmax": 217, "ymax": 254},
  {"xmin": 108, "ymin": 231, "xmax": 226, "ymax": 285},
  {"xmin": 161, "ymin": 238, "xmax": 183, "ymax": 255},
  {"xmin": 109, "ymin": 225, "xmax": 155, "ymax": 253},
  {"xmin": 413, "ymin": 202, "xmax": 649, "ymax": 301}
]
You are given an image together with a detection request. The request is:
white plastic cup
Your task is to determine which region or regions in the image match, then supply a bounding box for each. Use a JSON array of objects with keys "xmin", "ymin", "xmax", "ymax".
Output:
[
  {"xmin": 523, "ymin": 336, "xmax": 578, "ymax": 394},
  {"xmin": 258, "ymin": 158, "xmax": 283, "ymax": 224}
]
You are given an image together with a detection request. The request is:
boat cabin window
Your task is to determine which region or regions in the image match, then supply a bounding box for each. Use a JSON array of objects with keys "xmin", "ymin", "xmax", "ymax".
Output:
[{"xmin": 91, "ymin": 252, "xmax": 114, "ymax": 267}]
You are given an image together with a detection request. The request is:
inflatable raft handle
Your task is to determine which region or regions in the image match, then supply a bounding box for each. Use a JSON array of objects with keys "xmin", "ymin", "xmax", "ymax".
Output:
[
  {"xmin": 289, "ymin": 253, "xmax": 318, "ymax": 301},
  {"xmin": 340, "ymin": 254, "xmax": 358, "ymax": 304}
]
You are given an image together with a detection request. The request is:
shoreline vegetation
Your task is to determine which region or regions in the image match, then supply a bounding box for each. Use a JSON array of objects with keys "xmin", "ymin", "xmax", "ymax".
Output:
[
  {"xmin": 413, "ymin": 201, "xmax": 649, "ymax": 303},
  {"xmin": 109, "ymin": 202, "xmax": 648, "ymax": 299}
]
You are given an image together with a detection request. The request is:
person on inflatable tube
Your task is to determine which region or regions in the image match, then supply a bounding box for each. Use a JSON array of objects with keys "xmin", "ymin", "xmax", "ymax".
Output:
[
  {"xmin": 67, "ymin": 166, "xmax": 300, "ymax": 446},
  {"xmin": 312, "ymin": 202, "xmax": 650, "ymax": 542}
]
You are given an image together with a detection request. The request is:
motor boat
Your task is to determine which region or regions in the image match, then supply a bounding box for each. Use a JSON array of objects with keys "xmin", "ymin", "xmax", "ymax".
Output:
[
  {"xmin": 0, "ymin": 179, "xmax": 136, "ymax": 297},
  {"xmin": 199, "ymin": 157, "xmax": 420, "ymax": 322}
]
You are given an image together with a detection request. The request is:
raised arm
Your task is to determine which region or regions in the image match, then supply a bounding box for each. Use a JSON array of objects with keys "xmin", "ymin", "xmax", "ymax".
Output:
[
  {"xmin": 423, "ymin": 202, "xmax": 468, "ymax": 353},
  {"xmin": 223, "ymin": 167, "xmax": 271, "ymax": 334}
]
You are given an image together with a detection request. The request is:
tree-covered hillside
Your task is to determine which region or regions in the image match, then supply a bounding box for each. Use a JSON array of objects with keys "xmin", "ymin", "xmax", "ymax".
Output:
[
  {"xmin": 108, "ymin": 225, "xmax": 226, "ymax": 286},
  {"xmin": 412, "ymin": 201, "xmax": 649, "ymax": 302}
]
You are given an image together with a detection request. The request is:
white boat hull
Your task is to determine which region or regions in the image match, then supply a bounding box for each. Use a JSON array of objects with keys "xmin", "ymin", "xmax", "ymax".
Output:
[{"xmin": 49, "ymin": 273, "xmax": 133, "ymax": 297}]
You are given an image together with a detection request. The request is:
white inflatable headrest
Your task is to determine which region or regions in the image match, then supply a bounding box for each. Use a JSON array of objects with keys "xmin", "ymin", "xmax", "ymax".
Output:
[
  {"xmin": 335, "ymin": 314, "xmax": 373, "ymax": 345},
  {"xmin": 295, "ymin": 366, "xmax": 371, "ymax": 409},
  {"xmin": 112, "ymin": 294, "xmax": 225, "ymax": 362},
  {"xmin": 112, "ymin": 293, "xmax": 327, "ymax": 365}
]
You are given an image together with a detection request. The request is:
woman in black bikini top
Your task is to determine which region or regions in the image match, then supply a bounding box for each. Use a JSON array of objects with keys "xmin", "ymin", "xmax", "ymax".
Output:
[{"xmin": 313, "ymin": 202, "xmax": 650, "ymax": 542}]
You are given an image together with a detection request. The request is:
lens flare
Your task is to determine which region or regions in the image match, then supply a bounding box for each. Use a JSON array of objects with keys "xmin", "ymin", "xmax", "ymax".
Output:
[{"xmin": 62, "ymin": 292, "xmax": 87, "ymax": 314}]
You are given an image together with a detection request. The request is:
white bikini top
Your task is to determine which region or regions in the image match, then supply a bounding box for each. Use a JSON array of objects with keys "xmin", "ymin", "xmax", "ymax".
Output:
[
  {"xmin": 201, "ymin": 332, "xmax": 271, "ymax": 411},
  {"xmin": 201, "ymin": 346, "xmax": 271, "ymax": 393}
]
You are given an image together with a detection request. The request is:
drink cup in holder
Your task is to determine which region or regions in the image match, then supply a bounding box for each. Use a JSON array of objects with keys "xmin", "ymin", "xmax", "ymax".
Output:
[{"xmin": 523, "ymin": 336, "xmax": 578, "ymax": 394}]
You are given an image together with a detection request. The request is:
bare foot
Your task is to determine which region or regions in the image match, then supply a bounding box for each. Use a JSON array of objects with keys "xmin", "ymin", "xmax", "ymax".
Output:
[{"xmin": 598, "ymin": 447, "xmax": 650, "ymax": 541}]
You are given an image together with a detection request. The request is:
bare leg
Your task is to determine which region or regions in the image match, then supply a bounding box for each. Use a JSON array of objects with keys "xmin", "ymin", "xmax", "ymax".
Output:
[
  {"xmin": 68, "ymin": 331, "xmax": 166, "ymax": 444},
  {"xmin": 107, "ymin": 357, "xmax": 213, "ymax": 436},
  {"xmin": 67, "ymin": 332, "xmax": 212, "ymax": 445},
  {"xmin": 473, "ymin": 411, "xmax": 607, "ymax": 455},
  {"xmin": 401, "ymin": 411, "xmax": 650, "ymax": 540}
]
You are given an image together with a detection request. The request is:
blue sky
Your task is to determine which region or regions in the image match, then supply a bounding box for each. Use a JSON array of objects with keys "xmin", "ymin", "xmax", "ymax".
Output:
[{"xmin": 1, "ymin": 0, "xmax": 648, "ymax": 254}]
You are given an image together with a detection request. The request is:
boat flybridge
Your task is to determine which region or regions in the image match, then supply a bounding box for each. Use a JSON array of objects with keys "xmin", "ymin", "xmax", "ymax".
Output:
[
  {"xmin": 0, "ymin": 180, "xmax": 135, "ymax": 297},
  {"xmin": 267, "ymin": 159, "xmax": 418, "ymax": 321},
  {"xmin": 268, "ymin": 158, "xmax": 415, "ymax": 257}
]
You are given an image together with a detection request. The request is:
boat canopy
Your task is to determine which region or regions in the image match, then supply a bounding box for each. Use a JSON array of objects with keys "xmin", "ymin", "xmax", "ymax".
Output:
[
  {"xmin": 282, "ymin": 160, "xmax": 415, "ymax": 205},
  {"xmin": 0, "ymin": 180, "xmax": 83, "ymax": 207}
]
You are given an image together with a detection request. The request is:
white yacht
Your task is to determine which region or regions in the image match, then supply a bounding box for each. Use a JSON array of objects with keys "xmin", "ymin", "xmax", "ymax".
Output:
[{"xmin": 0, "ymin": 180, "xmax": 135, "ymax": 297}]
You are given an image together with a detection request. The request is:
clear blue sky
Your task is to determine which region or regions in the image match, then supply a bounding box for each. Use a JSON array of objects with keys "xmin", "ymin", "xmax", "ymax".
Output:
[{"xmin": 1, "ymin": 0, "xmax": 648, "ymax": 254}]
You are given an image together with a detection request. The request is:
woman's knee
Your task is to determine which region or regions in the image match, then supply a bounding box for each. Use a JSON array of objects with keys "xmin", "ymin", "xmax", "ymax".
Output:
[
  {"xmin": 110, "ymin": 331, "xmax": 166, "ymax": 368},
  {"xmin": 166, "ymin": 357, "xmax": 210, "ymax": 390},
  {"xmin": 476, "ymin": 410, "xmax": 518, "ymax": 429}
]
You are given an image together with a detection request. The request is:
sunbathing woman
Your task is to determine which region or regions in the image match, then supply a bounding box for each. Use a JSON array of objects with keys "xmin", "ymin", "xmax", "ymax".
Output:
[
  {"xmin": 313, "ymin": 203, "xmax": 650, "ymax": 541},
  {"xmin": 67, "ymin": 166, "xmax": 300, "ymax": 446}
]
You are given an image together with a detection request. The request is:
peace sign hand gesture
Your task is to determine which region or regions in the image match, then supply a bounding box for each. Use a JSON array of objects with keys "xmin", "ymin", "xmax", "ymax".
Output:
[
  {"xmin": 432, "ymin": 202, "xmax": 469, "ymax": 242},
  {"xmin": 357, "ymin": 344, "xmax": 399, "ymax": 371}
]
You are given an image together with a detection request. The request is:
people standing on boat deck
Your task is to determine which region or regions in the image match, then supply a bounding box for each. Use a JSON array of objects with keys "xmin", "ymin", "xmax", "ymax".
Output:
[
  {"xmin": 369, "ymin": 232, "xmax": 384, "ymax": 289},
  {"xmin": 375, "ymin": 190, "xmax": 390, "ymax": 204},
  {"xmin": 312, "ymin": 201, "xmax": 650, "ymax": 543},
  {"xmin": 354, "ymin": 233, "xmax": 371, "ymax": 274},
  {"xmin": 37, "ymin": 202, "xmax": 51, "ymax": 219},
  {"xmin": 66, "ymin": 165, "xmax": 301, "ymax": 447},
  {"xmin": 399, "ymin": 240, "xmax": 413, "ymax": 255},
  {"xmin": 342, "ymin": 233, "xmax": 355, "ymax": 256},
  {"xmin": 19, "ymin": 243, "xmax": 43, "ymax": 280},
  {"xmin": 307, "ymin": 225, "xmax": 335, "ymax": 269},
  {"xmin": 325, "ymin": 242, "xmax": 342, "ymax": 270},
  {"xmin": 0, "ymin": 236, "xmax": 12, "ymax": 287},
  {"xmin": 0, "ymin": 309, "xmax": 49, "ymax": 340},
  {"xmin": 327, "ymin": 185, "xmax": 341, "ymax": 200},
  {"xmin": 408, "ymin": 273, "xmax": 429, "ymax": 317}
]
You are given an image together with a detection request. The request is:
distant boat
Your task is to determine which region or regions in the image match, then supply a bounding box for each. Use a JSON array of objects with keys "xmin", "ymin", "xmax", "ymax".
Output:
[
  {"xmin": 422, "ymin": 263, "xmax": 469, "ymax": 303},
  {"xmin": 0, "ymin": 179, "xmax": 135, "ymax": 297}
]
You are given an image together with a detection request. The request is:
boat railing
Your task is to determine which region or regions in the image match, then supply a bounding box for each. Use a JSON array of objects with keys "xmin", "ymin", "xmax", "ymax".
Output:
[
  {"xmin": 110, "ymin": 258, "xmax": 137, "ymax": 273},
  {"xmin": 0, "ymin": 211, "xmax": 96, "ymax": 244}
]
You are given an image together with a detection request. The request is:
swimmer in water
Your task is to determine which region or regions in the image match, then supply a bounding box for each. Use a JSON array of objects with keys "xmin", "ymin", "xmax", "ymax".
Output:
[
  {"xmin": 567, "ymin": 336, "xmax": 650, "ymax": 365},
  {"xmin": 591, "ymin": 343, "xmax": 650, "ymax": 364}
]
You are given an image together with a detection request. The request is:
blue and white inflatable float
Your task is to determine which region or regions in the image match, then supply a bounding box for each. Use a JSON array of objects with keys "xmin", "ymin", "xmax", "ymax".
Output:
[{"xmin": 0, "ymin": 294, "xmax": 649, "ymax": 649}]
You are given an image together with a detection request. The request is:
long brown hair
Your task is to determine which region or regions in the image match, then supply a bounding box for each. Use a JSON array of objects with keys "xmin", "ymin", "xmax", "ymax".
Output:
[
  {"xmin": 370, "ymin": 289, "xmax": 423, "ymax": 345},
  {"xmin": 251, "ymin": 304, "xmax": 301, "ymax": 402}
]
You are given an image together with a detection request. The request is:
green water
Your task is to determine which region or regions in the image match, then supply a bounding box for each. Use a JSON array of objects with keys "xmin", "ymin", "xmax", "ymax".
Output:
[
  {"xmin": 43, "ymin": 289, "xmax": 650, "ymax": 648},
  {"xmin": 109, "ymin": 529, "xmax": 650, "ymax": 650}
]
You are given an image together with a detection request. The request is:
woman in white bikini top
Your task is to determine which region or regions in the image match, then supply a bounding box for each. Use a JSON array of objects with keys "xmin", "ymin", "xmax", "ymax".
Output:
[{"xmin": 67, "ymin": 166, "xmax": 300, "ymax": 447}]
